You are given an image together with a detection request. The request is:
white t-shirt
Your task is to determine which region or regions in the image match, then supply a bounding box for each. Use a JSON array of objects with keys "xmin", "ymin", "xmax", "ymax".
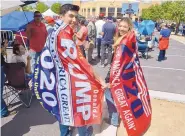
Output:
[
  {"xmin": 11, "ymin": 55, "xmax": 26, "ymax": 64},
  {"xmin": 95, "ymin": 20, "xmax": 105, "ymax": 38}
]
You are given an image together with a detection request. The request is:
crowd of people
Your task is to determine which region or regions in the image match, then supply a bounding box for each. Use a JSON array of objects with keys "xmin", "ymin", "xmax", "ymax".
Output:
[{"xmin": 1, "ymin": 3, "xmax": 173, "ymax": 136}]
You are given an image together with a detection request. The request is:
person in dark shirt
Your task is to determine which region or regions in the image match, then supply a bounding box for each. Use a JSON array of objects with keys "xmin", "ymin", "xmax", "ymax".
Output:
[
  {"xmin": 1, "ymin": 40, "xmax": 8, "ymax": 117},
  {"xmin": 182, "ymin": 24, "xmax": 185, "ymax": 36},
  {"xmin": 157, "ymin": 23, "xmax": 171, "ymax": 61},
  {"xmin": 99, "ymin": 16, "xmax": 116, "ymax": 67},
  {"xmin": 125, "ymin": 4, "xmax": 135, "ymax": 14}
]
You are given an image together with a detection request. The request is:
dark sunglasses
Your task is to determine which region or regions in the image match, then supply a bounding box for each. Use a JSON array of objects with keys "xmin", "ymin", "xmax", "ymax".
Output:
[{"xmin": 34, "ymin": 15, "xmax": 42, "ymax": 18}]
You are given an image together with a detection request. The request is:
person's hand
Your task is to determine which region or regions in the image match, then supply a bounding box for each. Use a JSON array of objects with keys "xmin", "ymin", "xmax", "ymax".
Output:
[
  {"xmin": 28, "ymin": 79, "xmax": 32, "ymax": 90},
  {"xmin": 27, "ymin": 56, "xmax": 32, "ymax": 61},
  {"xmin": 107, "ymin": 83, "xmax": 112, "ymax": 88},
  {"xmin": 4, "ymin": 39, "xmax": 9, "ymax": 47},
  {"xmin": 100, "ymin": 79, "xmax": 107, "ymax": 90}
]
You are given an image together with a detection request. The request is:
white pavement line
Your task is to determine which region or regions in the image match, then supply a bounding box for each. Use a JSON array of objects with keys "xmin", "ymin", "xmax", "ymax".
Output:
[
  {"xmin": 142, "ymin": 66, "xmax": 185, "ymax": 72},
  {"xmin": 149, "ymin": 90, "xmax": 185, "ymax": 103}
]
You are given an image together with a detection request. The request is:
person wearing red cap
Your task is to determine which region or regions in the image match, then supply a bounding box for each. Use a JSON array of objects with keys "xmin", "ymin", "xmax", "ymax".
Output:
[
  {"xmin": 26, "ymin": 11, "xmax": 48, "ymax": 73},
  {"xmin": 45, "ymin": 16, "xmax": 55, "ymax": 34}
]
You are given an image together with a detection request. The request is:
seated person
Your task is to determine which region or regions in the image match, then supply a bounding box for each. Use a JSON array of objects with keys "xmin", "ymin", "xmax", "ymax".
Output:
[{"xmin": 11, "ymin": 43, "xmax": 32, "ymax": 83}]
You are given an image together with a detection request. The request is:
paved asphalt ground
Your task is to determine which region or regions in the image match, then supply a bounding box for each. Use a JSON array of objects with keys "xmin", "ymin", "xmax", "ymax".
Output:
[
  {"xmin": 93, "ymin": 35, "xmax": 185, "ymax": 95},
  {"xmin": 1, "ymin": 34, "xmax": 185, "ymax": 136}
]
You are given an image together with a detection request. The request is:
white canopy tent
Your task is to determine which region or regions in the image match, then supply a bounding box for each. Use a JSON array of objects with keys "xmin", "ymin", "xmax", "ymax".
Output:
[
  {"xmin": 42, "ymin": 9, "xmax": 59, "ymax": 18},
  {"xmin": 0, "ymin": 1, "xmax": 25, "ymax": 16}
]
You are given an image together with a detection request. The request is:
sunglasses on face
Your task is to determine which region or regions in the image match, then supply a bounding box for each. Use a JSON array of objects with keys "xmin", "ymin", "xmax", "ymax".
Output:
[{"xmin": 34, "ymin": 15, "xmax": 42, "ymax": 18}]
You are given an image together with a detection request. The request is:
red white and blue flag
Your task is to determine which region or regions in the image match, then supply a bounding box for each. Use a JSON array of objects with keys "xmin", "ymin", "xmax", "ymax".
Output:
[
  {"xmin": 32, "ymin": 21, "xmax": 103, "ymax": 126},
  {"xmin": 110, "ymin": 31, "xmax": 152, "ymax": 136}
]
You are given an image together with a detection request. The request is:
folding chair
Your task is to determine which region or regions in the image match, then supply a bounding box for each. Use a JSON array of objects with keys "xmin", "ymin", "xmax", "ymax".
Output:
[{"xmin": 4, "ymin": 62, "xmax": 32, "ymax": 108}]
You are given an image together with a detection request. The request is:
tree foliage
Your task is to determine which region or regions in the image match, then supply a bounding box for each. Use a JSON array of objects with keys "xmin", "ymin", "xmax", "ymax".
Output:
[
  {"xmin": 141, "ymin": 1, "xmax": 185, "ymax": 23},
  {"xmin": 36, "ymin": 2, "xmax": 49, "ymax": 13},
  {"xmin": 51, "ymin": 3, "xmax": 61, "ymax": 14},
  {"xmin": 141, "ymin": 1, "xmax": 185, "ymax": 34}
]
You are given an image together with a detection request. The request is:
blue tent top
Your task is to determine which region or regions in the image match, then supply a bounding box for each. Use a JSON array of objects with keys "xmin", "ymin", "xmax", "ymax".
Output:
[{"xmin": 1, "ymin": 11, "xmax": 34, "ymax": 31}]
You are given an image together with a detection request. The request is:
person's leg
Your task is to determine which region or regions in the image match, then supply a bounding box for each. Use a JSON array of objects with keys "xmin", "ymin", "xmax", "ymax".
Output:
[
  {"xmin": 80, "ymin": 45, "xmax": 86, "ymax": 58},
  {"xmin": 97, "ymin": 38, "xmax": 101, "ymax": 58},
  {"xmin": 158, "ymin": 50, "xmax": 163, "ymax": 61},
  {"xmin": 163, "ymin": 50, "xmax": 166, "ymax": 60},
  {"xmin": 77, "ymin": 126, "xmax": 93, "ymax": 136},
  {"xmin": 59, "ymin": 124, "xmax": 71, "ymax": 136},
  {"xmin": 105, "ymin": 88, "xmax": 119, "ymax": 127},
  {"xmin": 107, "ymin": 44, "xmax": 113, "ymax": 65},
  {"xmin": 100, "ymin": 43, "xmax": 106, "ymax": 66},
  {"xmin": 1, "ymin": 66, "xmax": 8, "ymax": 117},
  {"xmin": 88, "ymin": 43, "xmax": 94, "ymax": 62}
]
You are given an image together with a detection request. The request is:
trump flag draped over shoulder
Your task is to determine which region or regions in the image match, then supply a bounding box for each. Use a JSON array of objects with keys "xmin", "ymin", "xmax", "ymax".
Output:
[
  {"xmin": 32, "ymin": 21, "xmax": 103, "ymax": 126},
  {"xmin": 110, "ymin": 31, "xmax": 152, "ymax": 136}
]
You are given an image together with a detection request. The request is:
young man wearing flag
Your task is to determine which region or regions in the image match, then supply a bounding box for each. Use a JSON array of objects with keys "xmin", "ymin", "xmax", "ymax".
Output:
[{"xmin": 32, "ymin": 4, "xmax": 106, "ymax": 136}]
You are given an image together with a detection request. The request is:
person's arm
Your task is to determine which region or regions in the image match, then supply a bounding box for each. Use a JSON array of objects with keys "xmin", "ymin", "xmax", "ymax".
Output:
[
  {"xmin": 75, "ymin": 28, "xmax": 84, "ymax": 40},
  {"xmin": 26, "ymin": 24, "xmax": 32, "ymax": 40},
  {"xmin": 87, "ymin": 25, "xmax": 92, "ymax": 37},
  {"xmin": 159, "ymin": 29, "xmax": 163, "ymax": 39},
  {"xmin": 25, "ymin": 56, "xmax": 32, "ymax": 74},
  {"xmin": 100, "ymin": 24, "xmax": 105, "ymax": 36}
]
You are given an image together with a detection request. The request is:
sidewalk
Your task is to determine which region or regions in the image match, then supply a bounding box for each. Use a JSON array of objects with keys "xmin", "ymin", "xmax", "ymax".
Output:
[
  {"xmin": 117, "ymin": 99, "xmax": 185, "ymax": 136},
  {"xmin": 170, "ymin": 33, "xmax": 185, "ymax": 44},
  {"xmin": 1, "ymin": 98, "xmax": 185, "ymax": 136}
]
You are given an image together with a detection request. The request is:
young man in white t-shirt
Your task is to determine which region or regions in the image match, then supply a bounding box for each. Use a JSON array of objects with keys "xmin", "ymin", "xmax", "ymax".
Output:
[{"xmin": 95, "ymin": 15, "xmax": 105, "ymax": 58}]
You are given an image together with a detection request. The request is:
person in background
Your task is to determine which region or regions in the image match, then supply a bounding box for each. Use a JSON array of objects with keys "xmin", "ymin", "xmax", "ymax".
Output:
[
  {"xmin": 45, "ymin": 16, "xmax": 55, "ymax": 34},
  {"xmin": 133, "ymin": 18, "xmax": 139, "ymax": 30},
  {"xmin": 87, "ymin": 16, "xmax": 96, "ymax": 63},
  {"xmin": 1, "ymin": 40, "xmax": 8, "ymax": 117},
  {"xmin": 95, "ymin": 14, "xmax": 105, "ymax": 59},
  {"xmin": 99, "ymin": 16, "xmax": 116, "ymax": 68},
  {"xmin": 157, "ymin": 23, "xmax": 171, "ymax": 62},
  {"xmin": 179, "ymin": 24, "xmax": 183, "ymax": 36},
  {"xmin": 125, "ymin": 4, "xmax": 135, "ymax": 14},
  {"xmin": 182, "ymin": 24, "xmax": 185, "ymax": 36},
  {"xmin": 52, "ymin": 4, "xmax": 106, "ymax": 136},
  {"xmin": 75, "ymin": 19, "xmax": 88, "ymax": 58},
  {"xmin": 26, "ymin": 11, "xmax": 47, "ymax": 73},
  {"xmin": 11, "ymin": 43, "xmax": 32, "ymax": 74}
]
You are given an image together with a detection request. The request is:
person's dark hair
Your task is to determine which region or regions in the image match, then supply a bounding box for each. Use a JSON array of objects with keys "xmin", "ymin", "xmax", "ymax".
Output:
[
  {"xmin": 12, "ymin": 42, "xmax": 21, "ymax": 55},
  {"xmin": 113, "ymin": 17, "xmax": 116, "ymax": 23},
  {"xmin": 135, "ymin": 18, "xmax": 138, "ymax": 22},
  {"xmin": 34, "ymin": 11, "xmax": 41, "ymax": 16},
  {"xmin": 60, "ymin": 4, "xmax": 80, "ymax": 15},
  {"xmin": 99, "ymin": 15, "xmax": 103, "ymax": 20},
  {"xmin": 80, "ymin": 19, "xmax": 86, "ymax": 25},
  {"xmin": 139, "ymin": 18, "xmax": 143, "ymax": 22}
]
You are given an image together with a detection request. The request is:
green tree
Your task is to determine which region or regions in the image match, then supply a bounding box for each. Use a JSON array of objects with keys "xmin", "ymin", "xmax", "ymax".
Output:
[
  {"xmin": 141, "ymin": 1, "xmax": 185, "ymax": 34},
  {"xmin": 17, "ymin": 6, "xmax": 35, "ymax": 12},
  {"xmin": 36, "ymin": 2, "xmax": 49, "ymax": 13},
  {"xmin": 141, "ymin": 4, "xmax": 162, "ymax": 21},
  {"xmin": 51, "ymin": 3, "xmax": 61, "ymax": 14},
  {"xmin": 165, "ymin": 1, "xmax": 185, "ymax": 34},
  {"xmin": 22, "ymin": 5, "xmax": 35, "ymax": 11}
]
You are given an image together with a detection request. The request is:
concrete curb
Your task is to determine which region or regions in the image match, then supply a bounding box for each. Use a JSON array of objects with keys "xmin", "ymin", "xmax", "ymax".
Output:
[
  {"xmin": 170, "ymin": 35, "xmax": 185, "ymax": 44},
  {"xmin": 149, "ymin": 90, "xmax": 185, "ymax": 103}
]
